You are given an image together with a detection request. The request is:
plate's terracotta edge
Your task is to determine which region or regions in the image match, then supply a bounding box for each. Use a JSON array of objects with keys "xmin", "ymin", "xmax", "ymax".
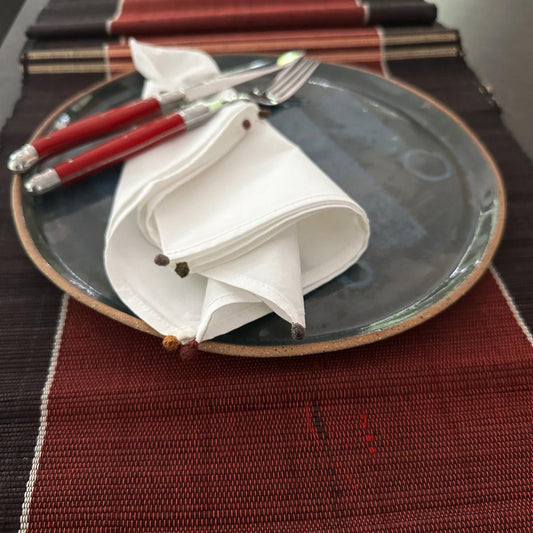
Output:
[{"xmin": 10, "ymin": 67, "xmax": 506, "ymax": 358}]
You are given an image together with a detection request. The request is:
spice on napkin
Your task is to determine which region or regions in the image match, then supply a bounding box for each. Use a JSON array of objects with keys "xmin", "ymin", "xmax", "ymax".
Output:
[{"xmin": 104, "ymin": 40, "xmax": 370, "ymax": 348}]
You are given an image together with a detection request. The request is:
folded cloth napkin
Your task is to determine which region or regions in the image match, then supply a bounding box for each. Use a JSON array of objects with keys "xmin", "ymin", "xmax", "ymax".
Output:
[{"xmin": 104, "ymin": 40, "xmax": 370, "ymax": 347}]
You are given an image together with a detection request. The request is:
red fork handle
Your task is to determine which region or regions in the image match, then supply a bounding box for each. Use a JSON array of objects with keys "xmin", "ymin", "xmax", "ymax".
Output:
[
  {"xmin": 33, "ymin": 97, "xmax": 163, "ymax": 159},
  {"xmin": 53, "ymin": 112, "xmax": 187, "ymax": 185}
]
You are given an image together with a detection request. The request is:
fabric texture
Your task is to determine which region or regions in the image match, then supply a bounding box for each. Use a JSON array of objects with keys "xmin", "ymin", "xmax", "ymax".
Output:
[
  {"xmin": 0, "ymin": 73, "xmax": 103, "ymax": 533},
  {"xmin": 20, "ymin": 273, "xmax": 533, "ymax": 532},
  {"xmin": 26, "ymin": 0, "xmax": 437, "ymax": 38},
  {"xmin": 21, "ymin": 26, "xmax": 461, "ymax": 76}
]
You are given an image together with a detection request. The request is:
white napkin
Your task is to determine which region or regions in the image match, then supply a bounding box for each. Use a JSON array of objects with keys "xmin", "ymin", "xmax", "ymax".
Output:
[{"xmin": 104, "ymin": 40, "xmax": 370, "ymax": 345}]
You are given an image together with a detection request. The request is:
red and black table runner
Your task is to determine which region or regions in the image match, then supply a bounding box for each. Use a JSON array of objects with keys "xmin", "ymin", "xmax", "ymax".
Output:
[
  {"xmin": 1, "ymin": 1, "xmax": 532, "ymax": 531},
  {"xmin": 27, "ymin": 0, "xmax": 438, "ymax": 38}
]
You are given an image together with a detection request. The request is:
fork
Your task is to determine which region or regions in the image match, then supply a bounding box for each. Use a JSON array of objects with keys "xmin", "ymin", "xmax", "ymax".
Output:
[{"xmin": 25, "ymin": 58, "xmax": 319, "ymax": 196}]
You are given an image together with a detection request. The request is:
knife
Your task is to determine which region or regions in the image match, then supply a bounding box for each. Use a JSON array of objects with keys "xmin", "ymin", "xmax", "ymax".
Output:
[{"xmin": 8, "ymin": 50, "xmax": 303, "ymax": 173}]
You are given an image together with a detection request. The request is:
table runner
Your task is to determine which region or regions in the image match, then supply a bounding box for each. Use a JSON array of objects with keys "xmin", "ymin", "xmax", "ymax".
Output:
[
  {"xmin": 2, "ymin": 7, "xmax": 533, "ymax": 533},
  {"xmin": 22, "ymin": 25, "xmax": 460, "ymax": 76},
  {"xmin": 15, "ymin": 273, "xmax": 533, "ymax": 532},
  {"xmin": 20, "ymin": 0, "xmax": 448, "ymax": 77},
  {"xmin": 27, "ymin": 0, "xmax": 437, "ymax": 38}
]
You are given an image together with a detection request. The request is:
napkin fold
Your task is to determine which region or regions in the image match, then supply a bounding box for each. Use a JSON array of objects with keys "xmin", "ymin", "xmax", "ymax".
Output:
[{"xmin": 104, "ymin": 40, "xmax": 370, "ymax": 345}]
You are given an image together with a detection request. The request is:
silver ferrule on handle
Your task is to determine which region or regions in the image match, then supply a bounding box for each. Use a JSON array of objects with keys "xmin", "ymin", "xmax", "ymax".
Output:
[
  {"xmin": 180, "ymin": 102, "xmax": 222, "ymax": 130},
  {"xmin": 8, "ymin": 144, "xmax": 39, "ymax": 173},
  {"xmin": 24, "ymin": 168, "xmax": 61, "ymax": 196},
  {"xmin": 156, "ymin": 89, "xmax": 187, "ymax": 113}
]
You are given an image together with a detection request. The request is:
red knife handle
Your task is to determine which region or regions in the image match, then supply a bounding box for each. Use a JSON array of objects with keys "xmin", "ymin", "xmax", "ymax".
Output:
[
  {"xmin": 33, "ymin": 97, "xmax": 163, "ymax": 159},
  {"xmin": 54, "ymin": 112, "xmax": 187, "ymax": 185},
  {"xmin": 25, "ymin": 102, "xmax": 218, "ymax": 195}
]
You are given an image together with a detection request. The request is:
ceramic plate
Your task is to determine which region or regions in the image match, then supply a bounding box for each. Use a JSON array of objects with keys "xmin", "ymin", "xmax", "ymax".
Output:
[{"xmin": 12, "ymin": 57, "xmax": 505, "ymax": 356}]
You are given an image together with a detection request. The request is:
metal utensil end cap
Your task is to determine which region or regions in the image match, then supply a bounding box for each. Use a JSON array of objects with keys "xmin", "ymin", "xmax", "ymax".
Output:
[
  {"xmin": 24, "ymin": 168, "xmax": 61, "ymax": 196},
  {"xmin": 8, "ymin": 144, "xmax": 39, "ymax": 173}
]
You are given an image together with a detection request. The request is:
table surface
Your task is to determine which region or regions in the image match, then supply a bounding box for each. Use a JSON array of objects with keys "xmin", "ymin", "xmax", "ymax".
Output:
[
  {"xmin": 0, "ymin": 0, "xmax": 48, "ymax": 131},
  {"xmin": 433, "ymin": 0, "xmax": 533, "ymax": 161}
]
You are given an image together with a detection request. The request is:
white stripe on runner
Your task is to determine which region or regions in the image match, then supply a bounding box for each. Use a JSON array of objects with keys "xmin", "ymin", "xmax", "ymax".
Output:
[
  {"xmin": 360, "ymin": 2, "xmax": 370, "ymax": 25},
  {"xmin": 106, "ymin": 0, "xmax": 125, "ymax": 35},
  {"xmin": 18, "ymin": 294, "xmax": 70, "ymax": 533},
  {"xmin": 103, "ymin": 43, "xmax": 112, "ymax": 80},
  {"xmin": 375, "ymin": 26, "xmax": 391, "ymax": 78},
  {"xmin": 490, "ymin": 265, "xmax": 533, "ymax": 346}
]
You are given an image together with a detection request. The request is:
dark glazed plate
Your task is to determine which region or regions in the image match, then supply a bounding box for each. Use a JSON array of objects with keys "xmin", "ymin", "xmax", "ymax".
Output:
[{"xmin": 12, "ymin": 57, "xmax": 505, "ymax": 356}]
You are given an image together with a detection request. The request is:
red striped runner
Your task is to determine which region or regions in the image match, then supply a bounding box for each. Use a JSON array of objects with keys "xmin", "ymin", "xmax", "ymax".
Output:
[
  {"xmin": 26, "ymin": 0, "xmax": 437, "ymax": 40},
  {"xmin": 108, "ymin": 0, "xmax": 368, "ymax": 36},
  {"xmin": 19, "ymin": 269, "xmax": 533, "ymax": 531},
  {"xmin": 103, "ymin": 28, "xmax": 387, "ymax": 76}
]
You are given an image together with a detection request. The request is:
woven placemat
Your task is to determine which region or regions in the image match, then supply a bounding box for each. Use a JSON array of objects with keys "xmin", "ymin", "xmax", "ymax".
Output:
[
  {"xmin": 19, "ymin": 272, "xmax": 533, "ymax": 531},
  {"xmin": 1, "ymin": 42, "xmax": 532, "ymax": 533},
  {"xmin": 27, "ymin": 0, "xmax": 437, "ymax": 38}
]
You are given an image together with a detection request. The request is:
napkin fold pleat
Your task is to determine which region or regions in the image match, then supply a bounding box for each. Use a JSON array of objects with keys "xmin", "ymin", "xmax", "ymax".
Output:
[
  {"xmin": 197, "ymin": 226, "xmax": 304, "ymax": 341},
  {"xmin": 104, "ymin": 40, "xmax": 370, "ymax": 345},
  {"xmin": 132, "ymin": 39, "xmax": 220, "ymax": 97}
]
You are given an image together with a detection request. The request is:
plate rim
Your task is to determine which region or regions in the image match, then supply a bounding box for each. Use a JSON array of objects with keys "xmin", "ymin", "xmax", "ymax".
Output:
[{"xmin": 11, "ymin": 63, "xmax": 506, "ymax": 357}]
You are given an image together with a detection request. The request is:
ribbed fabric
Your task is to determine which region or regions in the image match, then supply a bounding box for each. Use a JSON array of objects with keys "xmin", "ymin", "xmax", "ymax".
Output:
[
  {"xmin": 21, "ymin": 0, "xmax": 448, "ymax": 76},
  {"xmin": 21, "ymin": 25, "xmax": 459, "ymax": 76},
  {"xmin": 26, "ymin": 0, "xmax": 437, "ymax": 38},
  {"xmin": 22, "ymin": 273, "xmax": 533, "ymax": 531},
  {"xmin": 0, "ymin": 72, "xmax": 103, "ymax": 533}
]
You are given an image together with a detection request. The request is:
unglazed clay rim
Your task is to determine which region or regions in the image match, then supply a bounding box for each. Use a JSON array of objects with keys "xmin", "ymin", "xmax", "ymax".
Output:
[{"xmin": 11, "ymin": 64, "xmax": 506, "ymax": 357}]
